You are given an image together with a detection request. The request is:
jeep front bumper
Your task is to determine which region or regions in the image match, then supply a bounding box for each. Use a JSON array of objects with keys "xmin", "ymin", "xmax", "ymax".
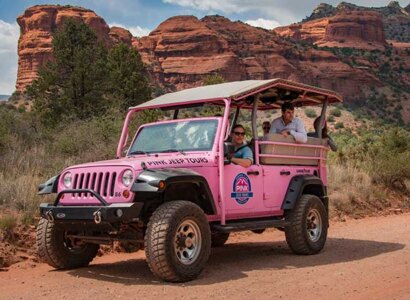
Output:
[{"xmin": 39, "ymin": 189, "xmax": 142, "ymax": 224}]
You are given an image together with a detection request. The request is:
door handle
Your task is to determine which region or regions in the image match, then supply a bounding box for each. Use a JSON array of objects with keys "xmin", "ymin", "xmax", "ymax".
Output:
[
  {"xmin": 247, "ymin": 171, "xmax": 259, "ymax": 175},
  {"xmin": 280, "ymin": 171, "xmax": 291, "ymax": 175}
]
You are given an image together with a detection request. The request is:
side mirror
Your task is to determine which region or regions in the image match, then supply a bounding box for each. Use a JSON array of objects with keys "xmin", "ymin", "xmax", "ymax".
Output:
[{"xmin": 224, "ymin": 142, "xmax": 235, "ymax": 164}]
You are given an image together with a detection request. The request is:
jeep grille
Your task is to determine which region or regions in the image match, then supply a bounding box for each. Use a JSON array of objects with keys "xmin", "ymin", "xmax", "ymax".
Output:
[{"xmin": 71, "ymin": 172, "xmax": 117, "ymax": 198}]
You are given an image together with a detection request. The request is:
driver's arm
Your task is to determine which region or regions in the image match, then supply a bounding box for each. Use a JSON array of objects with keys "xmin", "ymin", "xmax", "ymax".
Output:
[
  {"xmin": 231, "ymin": 157, "xmax": 252, "ymax": 168},
  {"xmin": 231, "ymin": 146, "xmax": 253, "ymax": 168}
]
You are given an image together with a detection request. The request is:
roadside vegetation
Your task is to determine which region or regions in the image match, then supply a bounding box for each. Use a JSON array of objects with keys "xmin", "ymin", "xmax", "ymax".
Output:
[
  {"xmin": 0, "ymin": 19, "xmax": 409, "ymax": 263},
  {"xmin": 1, "ymin": 19, "xmax": 153, "ymax": 229}
]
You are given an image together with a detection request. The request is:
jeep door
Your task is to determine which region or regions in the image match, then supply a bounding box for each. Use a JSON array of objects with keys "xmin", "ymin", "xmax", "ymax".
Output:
[{"xmin": 223, "ymin": 163, "xmax": 263, "ymax": 218}]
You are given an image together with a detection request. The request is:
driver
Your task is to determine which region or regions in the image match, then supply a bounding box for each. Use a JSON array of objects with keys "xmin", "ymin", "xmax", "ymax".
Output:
[{"xmin": 230, "ymin": 124, "xmax": 253, "ymax": 168}]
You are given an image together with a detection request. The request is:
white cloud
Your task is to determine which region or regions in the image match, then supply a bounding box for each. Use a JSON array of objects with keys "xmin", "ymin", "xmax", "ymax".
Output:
[
  {"xmin": 163, "ymin": 0, "xmax": 248, "ymax": 13},
  {"xmin": 245, "ymin": 18, "xmax": 281, "ymax": 29},
  {"xmin": 109, "ymin": 22, "xmax": 151, "ymax": 37},
  {"xmin": 0, "ymin": 20, "xmax": 19, "ymax": 94},
  {"xmin": 162, "ymin": 0, "xmax": 410, "ymax": 26},
  {"xmin": 162, "ymin": 0, "xmax": 299, "ymax": 24}
]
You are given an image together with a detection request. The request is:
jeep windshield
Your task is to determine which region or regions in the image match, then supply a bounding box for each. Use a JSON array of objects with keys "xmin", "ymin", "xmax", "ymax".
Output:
[{"xmin": 128, "ymin": 119, "xmax": 218, "ymax": 155}]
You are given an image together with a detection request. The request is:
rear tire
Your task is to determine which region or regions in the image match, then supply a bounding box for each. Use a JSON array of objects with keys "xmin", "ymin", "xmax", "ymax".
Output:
[
  {"xmin": 145, "ymin": 201, "xmax": 211, "ymax": 282},
  {"xmin": 285, "ymin": 194, "xmax": 328, "ymax": 255},
  {"xmin": 36, "ymin": 217, "xmax": 99, "ymax": 269},
  {"xmin": 211, "ymin": 232, "xmax": 230, "ymax": 247}
]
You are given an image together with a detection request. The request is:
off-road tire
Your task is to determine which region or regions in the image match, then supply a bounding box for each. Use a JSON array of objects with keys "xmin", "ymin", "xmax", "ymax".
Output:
[
  {"xmin": 211, "ymin": 232, "xmax": 230, "ymax": 247},
  {"xmin": 36, "ymin": 217, "xmax": 99, "ymax": 269},
  {"xmin": 285, "ymin": 194, "xmax": 328, "ymax": 255},
  {"xmin": 145, "ymin": 201, "xmax": 211, "ymax": 282}
]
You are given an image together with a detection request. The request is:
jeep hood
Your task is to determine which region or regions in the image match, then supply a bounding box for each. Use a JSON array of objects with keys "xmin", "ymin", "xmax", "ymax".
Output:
[{"xmin": 63, "ymin": 153, "xmax": 215, "ymax": 173}]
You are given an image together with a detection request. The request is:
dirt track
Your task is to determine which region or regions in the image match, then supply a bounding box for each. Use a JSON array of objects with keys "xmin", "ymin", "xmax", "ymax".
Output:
[{"xmin": 1, "ymin": 213, "xmax": 409, "ymax": 300}]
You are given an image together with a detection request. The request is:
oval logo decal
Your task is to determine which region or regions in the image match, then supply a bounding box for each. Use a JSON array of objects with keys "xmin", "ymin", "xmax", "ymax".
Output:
[{"xmin": 231, "ymin": 173, "xmax": 253, "ymax": 205}]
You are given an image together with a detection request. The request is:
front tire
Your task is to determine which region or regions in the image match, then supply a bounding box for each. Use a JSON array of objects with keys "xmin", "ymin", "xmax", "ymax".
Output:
[
  {"xmin": 145, "ymin": 201, "xmax": 211, "ymax": 282},
  {"xmin": 36, "ymin": 217, "xmax": 99, "ymax": 269},
  {"xmin": 285, "ymin": 194, "xmax": 328, "ymax": 255}
]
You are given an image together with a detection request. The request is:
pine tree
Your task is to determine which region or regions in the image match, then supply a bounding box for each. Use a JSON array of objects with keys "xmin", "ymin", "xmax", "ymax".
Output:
[
  {"xmin": 106, "ymin": 43, "xmax": 151, "ymax": 110},
  {"xmin": 29, "ymin": 19, "xmax": 109, "ymax": 126}
]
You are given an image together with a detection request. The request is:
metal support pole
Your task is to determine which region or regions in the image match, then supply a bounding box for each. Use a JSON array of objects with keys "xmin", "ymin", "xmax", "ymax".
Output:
[
  {"xmin": 252, "ymin": 94, "xmax": 259, "ymax": 139},
  {"xmin": 219, "ymin": 99, "xmax": 231, "ymax": 225},
  {"xmin": 230, "ymin": 106, "xmax": 240, "ymax": 134},
  {"xmin": 317, "ymin": 97, "xmax": 328, "ymax": 139}
]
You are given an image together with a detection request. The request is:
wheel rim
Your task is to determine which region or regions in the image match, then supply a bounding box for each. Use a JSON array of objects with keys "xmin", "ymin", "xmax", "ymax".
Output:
[
  {"xmin": 306, "ymin": 208, "xmax": 322, "ymax": 242},
  {"xmin": 174, "ymin": 219, "xmax": 202, "ymax": 265}
]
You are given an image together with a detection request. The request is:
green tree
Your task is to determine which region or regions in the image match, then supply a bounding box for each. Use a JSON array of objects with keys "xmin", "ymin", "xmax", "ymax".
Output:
[
  {"xmin": 106, "ymin": 43, "xmax": 151, "ymax": 110},
  {"xmin": 29, "ymin": 19, "xmax": 110, "ymax": 126}
]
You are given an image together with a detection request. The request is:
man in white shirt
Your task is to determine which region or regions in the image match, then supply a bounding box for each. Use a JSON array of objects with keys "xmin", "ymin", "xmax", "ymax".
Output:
[{"xmin": 270, "ymin": 102, "xmax": 307, "ymax": 143}]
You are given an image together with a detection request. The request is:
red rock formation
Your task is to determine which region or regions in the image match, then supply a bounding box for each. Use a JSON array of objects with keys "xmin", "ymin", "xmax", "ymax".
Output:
[
  {"xmin": 133, "ymin": 15, "xmax": 379, "ymax": 98},
  {"xmin": 134, "ymin": 16, "xmax": 242, "ymax": 90},
  {"xmin": 15, "ymin": 5, "xmax": 383, "ymax": 104},
  {"xmin": 274, "ymin": 10, "xmax": 386, "ymax": 50},
  {"xmin": 16, "ymin": 5, "xmax": 112, "ymax": 91},
  {"xmin": 109, "ymin": 27, "xmax": 134, "ymax": 46}
]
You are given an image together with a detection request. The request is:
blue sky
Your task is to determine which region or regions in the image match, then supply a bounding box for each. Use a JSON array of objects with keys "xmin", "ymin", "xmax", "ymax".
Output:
[{"xmin": 0, "ymin": 0, "xmax": 408, "ymax": 94}]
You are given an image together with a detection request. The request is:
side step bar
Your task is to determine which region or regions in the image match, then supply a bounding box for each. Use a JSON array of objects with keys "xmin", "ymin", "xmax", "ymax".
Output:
[{"xmin": 211, "ymin": 219, "xmax": 290, "ymax": 233}]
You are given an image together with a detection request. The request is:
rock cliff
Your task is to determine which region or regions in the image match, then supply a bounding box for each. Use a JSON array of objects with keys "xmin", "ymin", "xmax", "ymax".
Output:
[
  {"xmin": 15, "ymin": 4, "xmax": 407, "ymax": 112},
  {"xmin": 133, "ymin": 15, "xmax": 379, "ymax": 98},
  {"xmin": 301, "ymin": 1, "xmax": 410, "ymax": 43},
  {"xmin": 16, "ymin": 5, "xmax": 117, "ymax": 91},
  {"xmin": 275, "ymin": 10, "xmax": 386, "ymax": 50}
]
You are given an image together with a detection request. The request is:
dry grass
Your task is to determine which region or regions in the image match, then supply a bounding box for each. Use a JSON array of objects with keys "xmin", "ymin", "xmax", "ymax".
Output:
[{"xmin": 328, "ymin": 163, "xmax": 409, "ymax": 219}]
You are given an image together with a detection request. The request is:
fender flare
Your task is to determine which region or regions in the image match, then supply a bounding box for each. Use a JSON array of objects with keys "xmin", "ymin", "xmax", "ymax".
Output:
[
  {"xmin": 131, "ymin": 168, "xmax": 216, "ymax": 214},
  {"xmin": 281, "ymin": 175, "xmax": 327, "ymax": 210},
  {"xmin": 38, "ymin": 175, "xmax": 60, "ymax": 195}
]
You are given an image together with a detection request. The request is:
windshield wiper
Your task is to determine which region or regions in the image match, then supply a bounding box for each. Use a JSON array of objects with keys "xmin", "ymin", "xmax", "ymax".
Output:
[
  {"xmin": 159, "ymin": 149, "xmax": 186, "ymax": 155},
  {"xmin": 128, "ymin": 150, "xmax": 150, "ymax": 156}
]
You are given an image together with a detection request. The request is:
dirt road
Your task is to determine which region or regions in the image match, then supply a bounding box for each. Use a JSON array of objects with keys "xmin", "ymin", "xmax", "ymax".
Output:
[{"xmin": 1, "ymin": 213, "xmax": 409, "ymax": 300}]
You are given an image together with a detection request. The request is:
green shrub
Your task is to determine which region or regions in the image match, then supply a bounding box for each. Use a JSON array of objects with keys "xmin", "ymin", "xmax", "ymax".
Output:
[
  {"xmin": 333, "ymin": 127, "xmax": 410, "ymax": 191},
  {"xmin": 203, "ymin": 74, "xmax": 225, "ymax": 86},
  {"xmin": 334, "ymin": 122, "xmax": 344, "ymax": 129},
  {"xmin": 0, "ymin": 215, "xmax": 16, "ymax": 231},
  {"xmin": 304, "ymin": 108, "xmax": 317, "ymax": 118},
  {"xmin": 327, "ymin": 115, "xmax": 335, "ymax": 123},
  {"xmin": 330, "ymin": 107, "xmax": 342, "ymax": 117}
]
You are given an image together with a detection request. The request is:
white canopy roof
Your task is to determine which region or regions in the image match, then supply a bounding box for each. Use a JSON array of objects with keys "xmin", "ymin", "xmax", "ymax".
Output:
[{"xmin": 130, "ymin": 78, "xmax": 343, "ymax": 111}]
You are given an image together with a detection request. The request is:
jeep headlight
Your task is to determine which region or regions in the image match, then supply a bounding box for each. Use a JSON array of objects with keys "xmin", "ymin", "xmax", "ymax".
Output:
[
  {"xmin": 122, "ymin": 169, "xmax": 133, "ymax": 187},
  {"xmin": 63, "ymin": 172, "xmax": 72, "ymax": 188}
]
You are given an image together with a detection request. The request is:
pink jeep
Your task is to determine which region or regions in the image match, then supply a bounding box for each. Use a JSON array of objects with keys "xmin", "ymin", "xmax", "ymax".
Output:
[{"xmin": 37, "ymin": 79, "xmax": 342, "ymax": 282}]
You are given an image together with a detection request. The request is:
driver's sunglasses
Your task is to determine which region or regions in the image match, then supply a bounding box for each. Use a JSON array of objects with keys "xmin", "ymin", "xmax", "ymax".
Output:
[
  {"xmin": 263, "ymin": 126, "xmax": 270, "ymax": 130},
  {"xmin": 233, "ymin": 131, "xmax": 245, "ymax": 136}
]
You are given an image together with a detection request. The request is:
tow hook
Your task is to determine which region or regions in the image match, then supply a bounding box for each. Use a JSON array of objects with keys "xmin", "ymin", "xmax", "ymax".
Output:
[
  {"xmin": 93, "ymin": 210, "xmax": 102, "ymax": 224},
  {"xmin": 45, "ymin": 210, "xmax": 54, "ymax": 222}
]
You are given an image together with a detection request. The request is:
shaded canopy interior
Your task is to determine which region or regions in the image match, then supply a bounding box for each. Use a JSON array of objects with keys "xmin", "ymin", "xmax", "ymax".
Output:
[{"xmin": 130, "ymin": 79, "xmax": 343, "ymax": 111}]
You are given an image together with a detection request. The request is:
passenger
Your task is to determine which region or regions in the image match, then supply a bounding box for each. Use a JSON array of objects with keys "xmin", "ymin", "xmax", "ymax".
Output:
[
  {"xmin": 308, "ymin": 117, "xmax": 338, "ymax": 152},
  {"xmin": 230, "ymin": 124, "xmax": 253, "ymax": 168},
  {"xmin": 262, "ymin": 121, "xmax": 271, "ymax": 135},
  {"xmin": 270, "ymin": 102, "xmax": 307, "ymax": 143}
]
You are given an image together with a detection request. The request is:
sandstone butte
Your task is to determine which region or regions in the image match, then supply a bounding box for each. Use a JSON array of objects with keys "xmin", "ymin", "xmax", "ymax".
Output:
[
  {"xmin": 274, "ymin": 10, "xmax": 386, "ymax": 50},
  {"xmin": 16, "ymin": 5, "xmax": 384, "ymax": 103},
  {"xmin": 16, "ymin": 5, "xmax": 129, "ymax": 91}
]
